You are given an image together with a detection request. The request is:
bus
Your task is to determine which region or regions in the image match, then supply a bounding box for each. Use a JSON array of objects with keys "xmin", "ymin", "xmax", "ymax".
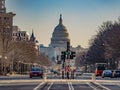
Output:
[{"xmin": 95, "ymin": 63, "xmax": 107, "ymax": 76}]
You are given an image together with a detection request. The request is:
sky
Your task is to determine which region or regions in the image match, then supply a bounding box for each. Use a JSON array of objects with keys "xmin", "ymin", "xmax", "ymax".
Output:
[{"xmin": 6, "ymin": 0, "xmax": 120, "ymax": 48}]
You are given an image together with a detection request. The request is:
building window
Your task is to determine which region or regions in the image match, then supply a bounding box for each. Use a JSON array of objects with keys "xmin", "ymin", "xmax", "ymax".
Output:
[
  {"xmin": 4, "ymin": 17, "xmax": 6, "ymax": 20},
  {"xmin": 24, "ymin": 33, "xmax": 26, "ymax": 36}
]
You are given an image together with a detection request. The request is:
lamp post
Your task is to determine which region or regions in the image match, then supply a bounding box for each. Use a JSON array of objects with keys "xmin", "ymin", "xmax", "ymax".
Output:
[
  {"xmin": 107, "ymin": 59, "xmax": 110, "ymax": 69},
  {"xmin": 18, "ymin": 61, "xmax": 22, "ymax": 74},
  {"xmin": 4, "ymin": 56, "xmax": 7, "ymax": 75},
  {"xmin": 0, "ymin": 55, "xmax": 2, "ymax": 74},
  {"xmin": 0, "ymin": 55, "xmax": 8, "ymax": 75},
  {"xmin": 115, "ymin": 61, "xmax": 118, "ymax": 69}
]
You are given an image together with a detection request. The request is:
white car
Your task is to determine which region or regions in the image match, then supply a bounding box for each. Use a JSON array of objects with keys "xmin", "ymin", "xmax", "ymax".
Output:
[{"xmin": 76, "ymin": 70, "xmax": 83, "ymax": 76}]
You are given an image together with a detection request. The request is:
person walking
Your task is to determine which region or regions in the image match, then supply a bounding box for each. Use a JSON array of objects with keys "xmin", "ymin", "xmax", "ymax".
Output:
[{"xmin": 66, "ymin": 66, "xmax": 70, "ymax": 79}]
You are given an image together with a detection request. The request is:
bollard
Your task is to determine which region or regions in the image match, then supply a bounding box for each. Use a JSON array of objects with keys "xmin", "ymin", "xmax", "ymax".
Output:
[
  {"xmin": 71, "ymin": 71, "xmax": 74, "ymax": 79},
  {"xmin": 92, "ymin": 73, "xmax": 96, "ymax": 81},
  {"xmin": 43, "ymin": 73, "xmax": 47, "ymax": 82},
  {"xmin": 62, "ymin": 70, "xmax": 64, "ymax": 79}
]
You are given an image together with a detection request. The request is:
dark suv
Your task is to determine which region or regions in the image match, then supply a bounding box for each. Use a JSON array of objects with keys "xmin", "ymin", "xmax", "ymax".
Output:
[{"xmin": 29, "ymin": 67, "xmax": 43, "ymax": 78}]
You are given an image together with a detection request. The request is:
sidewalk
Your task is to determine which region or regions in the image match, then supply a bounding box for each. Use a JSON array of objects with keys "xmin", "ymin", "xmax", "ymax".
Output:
[
  {"xmin": 0, "ymin": 73, "xmax": 28, "ymax": 78},
  {"xmin": 1, "ymin": 79, "xmax": 120, "ymax": 84}
]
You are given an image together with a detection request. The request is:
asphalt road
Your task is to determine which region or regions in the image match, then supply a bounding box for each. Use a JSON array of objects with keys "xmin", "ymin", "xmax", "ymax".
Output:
[
  {"xmin": 1, "ymin": 82, "xmax": 120, "ymax": 90},
  {"xmin": 42, "ymin": 82, "xmax": 95, "ymax": 90},
  {"xmin": 100, "ymin": 82, "xmax": 120, "ymax": 90}
]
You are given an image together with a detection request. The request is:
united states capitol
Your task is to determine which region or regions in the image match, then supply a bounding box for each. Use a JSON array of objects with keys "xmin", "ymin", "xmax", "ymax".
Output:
[{"xmin": 39, "ymin": 14, "xmax": 87, "ymax": 63}]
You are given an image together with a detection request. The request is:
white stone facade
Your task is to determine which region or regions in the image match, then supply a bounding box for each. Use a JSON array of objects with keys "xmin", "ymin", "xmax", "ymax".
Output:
[{"xmin": 40, "ymin": 44, "xmax": 83, "ymax": 62}]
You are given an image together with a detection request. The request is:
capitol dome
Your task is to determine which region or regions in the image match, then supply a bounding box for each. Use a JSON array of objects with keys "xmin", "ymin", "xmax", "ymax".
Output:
[{"xmin": 50, "ymin": 14, "xmax": 70, "ymax": 48}]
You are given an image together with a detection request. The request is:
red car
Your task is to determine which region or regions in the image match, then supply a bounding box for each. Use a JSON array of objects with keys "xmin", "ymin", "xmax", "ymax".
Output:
[
  {"xmin": 95, "ymin": 70, "xmax": 103, "ymax": 76},
  {"xmin": 29, "ymin": 67, "xmax": 43, "ymax": 78}
]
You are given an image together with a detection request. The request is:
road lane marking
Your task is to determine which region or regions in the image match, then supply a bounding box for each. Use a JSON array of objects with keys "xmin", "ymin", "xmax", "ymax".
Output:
[
  {"xmin": 68, "ymin": 82, "xmax": 71, "ymax": 90},
  {"xmin": 70, "ymin": 82, "xmax": 74, "ymax": 90},
  {"xmin": 33, "ymin": 82, "xmax": 45, "ymax": 90},
  {"xmin": 47, "ymin": 82, "xmax": 53, "ymax": 90},
  {"xmin": 68, "ymin": 82, "xmax": 74, "ymax": 90},
  {"xmin": 87, "ymin": 82, "xmax": 97, "ymax": 90},
  {"xmin": 95, "ymin": 82, "xmax": 111, "ymax": 90}
]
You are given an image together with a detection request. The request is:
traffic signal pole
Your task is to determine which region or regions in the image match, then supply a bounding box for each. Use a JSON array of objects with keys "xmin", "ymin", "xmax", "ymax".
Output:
[
  {"xmin": 62, "ymin": 59, "xmax": 65, "ymax": 79},
  {"xmin": 61, "ymin": 41, "xmax": 76, "ymax": 79}
]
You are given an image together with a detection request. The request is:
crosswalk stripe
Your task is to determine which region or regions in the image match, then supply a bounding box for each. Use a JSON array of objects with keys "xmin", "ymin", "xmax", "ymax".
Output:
[
  {"xmin": 33, "ymin": 82, "xmax": 45, "ymax": 90},
  {"xmin": 47, "ymin": 83, "xmax": 53, "ymax": 90},
  {"xmin": 87, "ymin": 82, "xmax": 97, "ymax": 90}
]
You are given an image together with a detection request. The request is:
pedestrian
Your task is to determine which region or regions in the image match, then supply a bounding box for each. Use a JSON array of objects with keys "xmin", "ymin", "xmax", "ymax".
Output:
[{"xmin": 66, "ymin": 66, "xmax": 70, "ymax": 79}]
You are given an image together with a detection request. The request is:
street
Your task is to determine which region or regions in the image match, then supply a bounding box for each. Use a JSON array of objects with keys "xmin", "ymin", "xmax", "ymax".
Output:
[
  {"xmin": 1, "ymin": 81, "xmax": 120, "ymax": 90},
  {"xmin": 1, "ymin": 73, "xmax": 120, "ymax": 90},
  {"xmin": 1, "ymin": 0, "xmax": 120, "ymax": 90}
]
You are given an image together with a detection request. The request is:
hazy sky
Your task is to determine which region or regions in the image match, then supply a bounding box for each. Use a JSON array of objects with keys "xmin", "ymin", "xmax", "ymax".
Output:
[{"xmin": 6, "ymin": 0, "xmax": 120, "ymax": 48}]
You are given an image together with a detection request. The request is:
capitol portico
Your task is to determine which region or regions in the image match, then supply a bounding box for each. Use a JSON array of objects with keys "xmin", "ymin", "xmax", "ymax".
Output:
[{"xmin": 39, "ymin": 15, "xmax": 83, "ymax": 62}]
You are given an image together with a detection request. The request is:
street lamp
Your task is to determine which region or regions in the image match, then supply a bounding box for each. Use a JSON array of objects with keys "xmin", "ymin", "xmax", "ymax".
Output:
[
  {"xmin": 4, "ymin": 56, "xmax": 7, "ymax": 75},
  {"xmin": 18, "ymin": 61, "xmax": 22, "ymax": 74},
  {"xmin": 115, "ymin": 61, "xmax": 118, "ymax": 69},
  {"xmin": 107, "ymin": 59, "xmax": 110, "ymax": 69},
  {"xmin": 0, "ymin": 55, "xmax": 2, "ymax": 58},
  {"xmin": 0, "ymin": 55, "xmax": 2, "ymax": 74},
  {"xmin": 4, "ymin": 56, "xmax": 7, "ymax": 60}
]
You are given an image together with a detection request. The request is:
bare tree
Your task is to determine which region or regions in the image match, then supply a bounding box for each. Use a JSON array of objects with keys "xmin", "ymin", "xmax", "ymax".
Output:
[
  {"xmin": 0, "ymin": 21, "xmax": 13, "ymax": 75},
  {"xmin": 87, "ymin": 17, "xmax": 120, "ymax": 69}
]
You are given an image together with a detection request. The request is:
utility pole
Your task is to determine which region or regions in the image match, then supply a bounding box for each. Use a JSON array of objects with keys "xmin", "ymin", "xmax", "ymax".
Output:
[{"xmin": 61, "ymin": 51, "xmax": 65, "ymax": 79}]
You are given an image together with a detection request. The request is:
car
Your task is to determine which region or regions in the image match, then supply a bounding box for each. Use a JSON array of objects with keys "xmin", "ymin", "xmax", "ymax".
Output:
[
  {"xmin": 112, "ymin": 70, "xmax": 120, "ymax": 78},
  {"xmin": 76, "ymin": 69, "xmax": 83, "ymax": 76},
  {"xmin": 102, "ymin": 70, "xmax": 112, "ymax": 78},
  {"xmin": 50, "ymin": 69, "xmax": 58, "ymax": 74},
  {"xmin": 29, "ymin": 67, "xmax": 43, "ymax": 78}
]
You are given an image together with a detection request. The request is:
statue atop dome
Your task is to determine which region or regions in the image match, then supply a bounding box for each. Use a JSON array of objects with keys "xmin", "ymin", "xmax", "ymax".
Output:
[{"xmin": 59, "ymin": 14, "xmax": 62, "ymax": 25}]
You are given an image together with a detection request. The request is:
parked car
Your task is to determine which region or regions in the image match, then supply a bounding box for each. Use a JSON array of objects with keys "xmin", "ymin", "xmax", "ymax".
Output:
[
  {"xmin": 76, "ymin": 69, "xmax": 83, "ymax": 76},
  {"xmin": 102, "ymin": 70, "xmax": 112, "ymax": 78},
  {"xmin": 112, "ymin": 70, "xmax": 120, "ymax": 78},
  {"xmin": 50, "ymin": 69, "xmax": 58, "ymax": 74},
  {"xmin": 29, "ymin": 67, "xmax": 43, "ymax": 78}
]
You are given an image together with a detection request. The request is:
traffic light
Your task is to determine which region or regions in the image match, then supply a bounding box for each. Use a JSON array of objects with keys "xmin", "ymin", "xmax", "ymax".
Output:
[
  {"xmin": 72, "ymin": 52, "xmax": 76, "ymax": 57},
  {"xmin": 70, "ymin": 51, "xmax": 76, "ymax": 59},
  {"xmin": 57, "ymin": 60, "xmax": 61, "ymax": 64},
  {"xmin": 61, "ymin": 51, "xmax": 66, "ymax": 60}
]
